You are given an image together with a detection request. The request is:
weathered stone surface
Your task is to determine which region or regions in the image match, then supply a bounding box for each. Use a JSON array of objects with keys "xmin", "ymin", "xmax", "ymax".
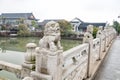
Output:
[
  {"xmin": 82, "ymin": 25, "xmax": 94, "ymax": 77},
  {"xmin": 22, "ymin": 77, "xmax": 34, "ymax": 80},
  {"xmin": 25, "ymin": 43, "xmax": 37, "ymax": 64},
  {"xmin": 62, "ymin": 43, "xmax": 89, "ymax": 80},
  {"xmin": 30, "ymin": 21, "xmax": 63, "ymax": 80},
  {"xmin": 83, "ymin": 25, "xmax": 93, "ymax": 43},
  {"xmin": 39, "ymin": 21, "xmax": 63, "ymax": 52},
  {"xmin": 0, "ymin": 60, "xmax": 22, "ymax": 78}
]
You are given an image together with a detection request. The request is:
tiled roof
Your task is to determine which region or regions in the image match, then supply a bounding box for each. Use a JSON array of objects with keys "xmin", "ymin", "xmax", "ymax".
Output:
[
  {"xmin": 79, "ymin": 22, "xmax": 106, "ymax": 28},
  {"xmin": 71, "ymin": 17, "xmax": 106, "ymax": 28},
  {"xmin": 1, "ymin": 13, "xmax": 36, "ymax": 20},
  {"xmin": 70, "ymin": 17, "xmax": 84, "ymax": 23},
  {"xmin": 39, "ymin": 19, "xmax": 64, "ymax": 26}
]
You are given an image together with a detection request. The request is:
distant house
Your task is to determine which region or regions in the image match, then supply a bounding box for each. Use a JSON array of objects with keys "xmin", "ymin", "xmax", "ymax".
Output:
[
  {"xmin": 0, "ymin": 13, "xmax": 38, "ymax": 30},
  {"xmin": 38, "ymin": 19, "xmax": 64, "ymax": 29},
  {"xmin": 70, "ymin": 17, "xmax": 106, "ymax": 32}
]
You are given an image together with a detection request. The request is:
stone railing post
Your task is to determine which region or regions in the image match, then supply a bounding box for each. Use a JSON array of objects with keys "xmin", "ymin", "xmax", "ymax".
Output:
[
  {"xmin": 103, "ymin": 27, "xmax": 108, "ymax": 52},
  {"xmin": 21, "ymin": 43, "xmax": 36, "ymax": 78},
  {"xmin": 109, "ymin": 27, "xmax": 113, "ymax": 43},
  {"xmin": 83, "ymin": 25, "xmax": 93, "ymax": 78},
  {"xmin": 29, "ymin": 21, "xmax": 63, "ymax": 80},
  {"xmin": 108, "ymin": 27, "xmax": 111, "ymax": 45},
  {"xmin": 31, "ymin": 48, "xmax": 63, "ymax": 80},
  {"xmin": 96, "ymin": 26, "xmax": 103, "ymax": 60}
]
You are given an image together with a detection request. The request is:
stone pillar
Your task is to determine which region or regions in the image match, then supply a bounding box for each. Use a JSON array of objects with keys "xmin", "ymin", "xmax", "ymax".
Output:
[
  {"xmin": 83, "ymin": 25, "xmax": 93, "ymax": 78},
  {"xmin": 96, "ymin": 26, "xmax": 103, "ymax": 60},
  {"xmin": 33, "ymin": 49, "xmax": 63, "ymax": 80},
  {"xmin": 105, "ymin": 27, "xmax": 110, "ymax": 47},
  {"xmin": 108, "ymin": 27, "xmax": 111, "ymax": 45},
  {"xmin": 103, "ymin": 27, "xmax": 108, "ymax": 52},
  {"xmin": 31, "ymin": 21, "xmax": 63, "ymax": 80},
  {"xmin": 21, "ymin": 43, "xmax": 36, "ymax": 77}
]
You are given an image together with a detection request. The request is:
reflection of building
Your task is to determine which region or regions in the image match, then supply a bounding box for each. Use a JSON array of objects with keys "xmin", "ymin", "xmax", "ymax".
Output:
[
  {"xmin": 70, "ymin": 17, "xmax": 106, "ymax": 33},
  {"xmin": 0, "ymin": 13, "xmax": 38, "ymax": 28}
]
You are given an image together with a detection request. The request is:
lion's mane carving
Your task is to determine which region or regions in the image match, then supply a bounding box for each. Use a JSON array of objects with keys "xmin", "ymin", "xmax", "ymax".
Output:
[
  {"xmin": 83, "ymin": 25, "xmax": 93, "ymax": 43},
  {"xmin": 96, "ymin": 26, "xmax": 103, "ymax": 38},
  {"xmin": 39, "ymin": 21, "xmax": 63, "ymax": 52}
]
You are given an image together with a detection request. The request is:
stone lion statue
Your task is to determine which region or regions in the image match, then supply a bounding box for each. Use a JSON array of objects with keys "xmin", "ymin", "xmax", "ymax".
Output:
[
  {"xmin": 39, "ymin": 21, "xmax": 63, "ymax": 52},
  {"xmin": 96, "ymin": 26, "xmax": 103, "ymax": 38},
  {"xmin": 83, "ymin": 25, "xmax": 93, "ymax": 43}
]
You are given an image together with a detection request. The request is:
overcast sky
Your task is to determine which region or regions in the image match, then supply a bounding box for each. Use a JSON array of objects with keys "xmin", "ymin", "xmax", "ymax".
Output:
[{"xmin": 0, "ymin": 0, "xmax": 120, "ymax": 23}]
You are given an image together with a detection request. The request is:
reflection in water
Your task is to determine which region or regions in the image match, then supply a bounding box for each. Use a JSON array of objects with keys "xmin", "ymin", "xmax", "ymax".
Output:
[
  {"xmin": 0, "ymin": 37, "xmax": 81, "ymax": 52},
  {"xmin": 0, "ymin": 37, "xmax": 39, "ymax": 52},
  {"xmin": 0, "ymin": 40, "xmax": 6, "ymax": 53}
]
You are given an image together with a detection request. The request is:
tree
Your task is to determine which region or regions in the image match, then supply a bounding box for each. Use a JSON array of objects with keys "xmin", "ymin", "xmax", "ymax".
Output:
[
  {"xmin": 17, "ymin": 24, "xmax": 31, "ymax": 37},
  {"xmin": 57, "ymin": 20, "xmax": 73, "ymax": 36},
  {"xmin": 31, "ymin": 20, "xmax": 39, "ymax": 30},
  {"xmin": 19, "ymin": 18, "xmax": 25, "ymax": 24},
  {"xmin": 93, "ymin": 26, "xmax": 98, "ymax": 38},
  {"xmin": 113, "ymin": 21, "xmax": 120, "ymax": 35}
]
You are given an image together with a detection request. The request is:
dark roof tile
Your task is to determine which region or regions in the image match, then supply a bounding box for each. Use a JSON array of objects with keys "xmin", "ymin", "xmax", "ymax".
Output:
[{"xmin": 1, "ymin": 13, "xmax": 36, "ymax": 20}]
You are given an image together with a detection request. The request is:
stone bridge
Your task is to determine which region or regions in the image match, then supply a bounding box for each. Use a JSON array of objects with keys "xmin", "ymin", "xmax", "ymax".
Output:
[{"xmin": 0, "ymin": 21, "xmax": 117, "ymax": 80}]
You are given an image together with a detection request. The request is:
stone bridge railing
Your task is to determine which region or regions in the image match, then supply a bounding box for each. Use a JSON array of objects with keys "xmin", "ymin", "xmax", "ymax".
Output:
[{"xmin": 0, "ymin": 21, "xmax": 117, "ymax": 80}]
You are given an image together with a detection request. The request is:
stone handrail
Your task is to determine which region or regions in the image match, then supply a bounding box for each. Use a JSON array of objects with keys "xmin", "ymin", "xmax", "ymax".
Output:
[
  {"xmin": 0, "ymin": 21, "xmax": 117, "ymax": 80},
  {"xmin": 62, "ymin": 43, "xmax": 89, "ymax": 79},
  {"xmin": 0, "ymin": 61, "xmax": 22, "ymax": 78}
]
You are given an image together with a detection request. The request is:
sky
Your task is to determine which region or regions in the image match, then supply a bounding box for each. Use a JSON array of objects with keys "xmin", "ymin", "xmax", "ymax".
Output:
[{"xmin": 0, "ymin": 0, "xmax": 120, "ymax": 24}]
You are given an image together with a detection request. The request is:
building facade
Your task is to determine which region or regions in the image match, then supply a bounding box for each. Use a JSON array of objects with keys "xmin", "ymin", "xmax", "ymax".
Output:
[
  {"xmin": 0, "ymin": 13, "xmax": 38, "ymax": 30},
  {"xmin": 70, "ymin": 17, "xmax": 106, "ymax": 33}
]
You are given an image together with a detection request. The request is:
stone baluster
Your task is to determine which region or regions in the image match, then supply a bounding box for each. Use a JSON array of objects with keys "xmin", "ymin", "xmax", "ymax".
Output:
[
  {"xmin": 96, "ymin": 26, "xmax": 103, "ymax": 60},
  {"xmin": 110, "ymin": 27, "xmax": 113, "ymax": 43},
  {"xmin": 108, "ymin": 27, "xmax": 111, "ymax": 45},
  {"xmin": 21, "ymin": 43, "xmax": 37, "ymax": 78},
  {"xmin": 111, "ymin": 27, "xmax": 117, "ymax": 40},
  {"xmin": 103, "ymin": 27, "xmax": 108, "ymax": 52},
  {"xmin": 30, "ymin": 21, "xmax": 63, "ymax": 80},
  {"xmin": 83, "ymin": 25, "xmax": 93, "ymax": 78}
]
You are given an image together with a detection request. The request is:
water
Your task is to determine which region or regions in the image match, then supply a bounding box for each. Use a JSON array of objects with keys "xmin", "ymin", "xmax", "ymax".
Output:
[
  {"xmin": 0, "ymin": 51, "xmax": 24, "ymax": 80},
  {"xmin": 0, "ymin": 37, "xmax": 81, "ymax": 51},
  {"xmin": 0, "ymin": 37, "xmax": 81, "ymax": 80}
]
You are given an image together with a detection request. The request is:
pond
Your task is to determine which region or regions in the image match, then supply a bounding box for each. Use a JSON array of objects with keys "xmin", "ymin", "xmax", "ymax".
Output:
[
  {"xmin": 0, "ymin": 37, "xmax": 81, "ymax": 80},
  {"xmin": 0, "ymin": 37, "xmax": 81, "ymax": 52}
]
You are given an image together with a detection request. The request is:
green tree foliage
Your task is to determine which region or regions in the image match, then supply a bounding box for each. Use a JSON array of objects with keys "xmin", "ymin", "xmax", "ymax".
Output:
[
  {"xmin": 19, "ymin": 18, "xmax": 25, "ymax": 24},
  {"xmin": 1, "ymin": 25, "xmax": 6, "ymax": 30},
  {"xmin": 93, "ymin": 26, "xmax": 98, "ymax": 38},
  {"xmin": 18, "ymin": 24, "xmax": 31, "ymax": 37},
  {"xmin": 113, "ymin": 21, "xmax": 120, "ymax": 35},
  {"xmin": 17, "ymin": 18, "xmax": 31, "ymax": 36},
  {"xmin": 31, "ymin": 20, "xmax": 38, "ymax": 28},
  {"xmin": 57, "ymin": 20, "xmax": 73, "ymax": 36}
]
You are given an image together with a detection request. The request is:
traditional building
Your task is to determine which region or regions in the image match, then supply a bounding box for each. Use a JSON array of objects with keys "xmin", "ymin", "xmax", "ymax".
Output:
[
  {"xmin": 70, "ymin": 17, "xmax": 106, "ymax": 33},
  {"xmin": 38, "ymin": 19, "xmax": 64, "ymax": 28},
  {"xmin": 0, "ymin": 13, "xmax": 38, "ymax": 29}
]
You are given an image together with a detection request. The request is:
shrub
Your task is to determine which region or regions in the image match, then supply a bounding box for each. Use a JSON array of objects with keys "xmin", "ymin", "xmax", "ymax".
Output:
[
  {"xmin": 93, "ymin": 26, "xmax": 98, "ymax": 38},
  {"xmin": 17, "ymin": 24, "xmax": 31, "ymax": 37}
]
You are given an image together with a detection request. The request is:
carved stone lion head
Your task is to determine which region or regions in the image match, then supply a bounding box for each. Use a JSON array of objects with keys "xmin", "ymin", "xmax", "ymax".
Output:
[
  {"xmin": 86, "ymin": 25, "xmax": 93, "ymax": 34},
  {"xmin": 44, "ymin": 21, "xmax": 60, "ymax": 36},
  {"xmin": 98, "ymin": 26, "xmax": 103, "ymax": 30}
]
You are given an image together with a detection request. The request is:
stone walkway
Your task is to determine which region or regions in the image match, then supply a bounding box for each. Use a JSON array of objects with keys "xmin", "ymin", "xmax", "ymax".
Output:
[{"xmin": 94, "ymin": 37, "xmax": 120, "ymax": 80}]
